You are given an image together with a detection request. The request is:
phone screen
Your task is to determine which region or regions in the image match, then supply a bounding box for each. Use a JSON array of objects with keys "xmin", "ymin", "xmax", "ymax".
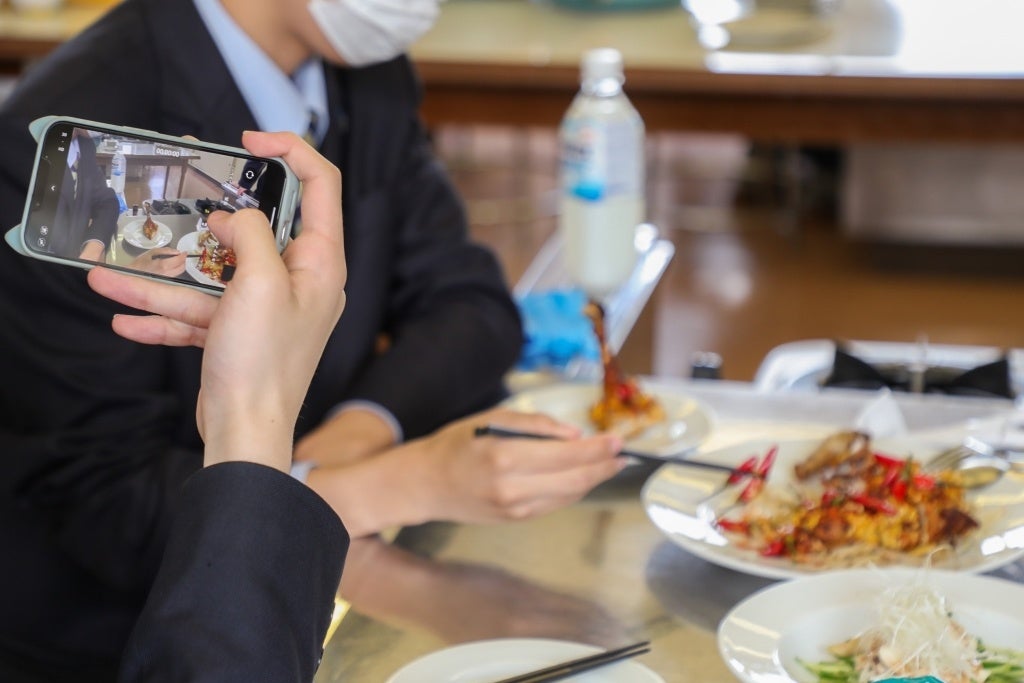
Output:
[{"xmin": 23, "ymin": 121, "xmax": 292, "ymax": 291}]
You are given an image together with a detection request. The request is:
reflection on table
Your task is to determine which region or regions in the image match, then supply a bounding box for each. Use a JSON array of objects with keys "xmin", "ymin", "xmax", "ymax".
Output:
[{"xmin": 315, "ymin": 380, "xmax": 1024, "ymax": 682}]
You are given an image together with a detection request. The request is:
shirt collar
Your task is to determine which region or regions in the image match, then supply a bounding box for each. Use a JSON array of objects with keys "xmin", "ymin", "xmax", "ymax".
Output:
[
  {"xmin": 192, "ymin": 0, "xmax": 328, "ymax": 144},
  {"xmin": 67, "ymin": 137, "xmax": 80, "ymax": 168}
]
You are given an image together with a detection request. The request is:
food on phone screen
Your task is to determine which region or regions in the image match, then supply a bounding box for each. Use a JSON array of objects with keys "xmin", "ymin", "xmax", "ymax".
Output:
[
  {"xmin": 197, "ymin": 229, "xmax": 236, "ymax": 283},
  {"xmin": 584, "ymin": 300, "xmax": 665, "ymax": 438},
  {"xmin": 141, "ymin": 202, "xmax": 159, "ymax": 241}
]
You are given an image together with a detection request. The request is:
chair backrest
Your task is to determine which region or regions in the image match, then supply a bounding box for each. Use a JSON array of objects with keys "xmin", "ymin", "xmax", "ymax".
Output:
[{"xmin": 754, "ymin": 338, "xmax": 1023, "ymax": 398}]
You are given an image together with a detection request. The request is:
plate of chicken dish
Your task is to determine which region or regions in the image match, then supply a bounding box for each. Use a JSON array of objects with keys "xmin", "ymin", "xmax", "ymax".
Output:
[{"xmin": 642, "ymin": 430, "xmax": 1024, "ymax": 578}]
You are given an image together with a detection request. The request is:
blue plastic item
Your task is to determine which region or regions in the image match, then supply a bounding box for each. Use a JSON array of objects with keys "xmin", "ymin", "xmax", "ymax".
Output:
[{"xmin": 516, "ymin": 288, "xmax": 600, "ymax": 371}]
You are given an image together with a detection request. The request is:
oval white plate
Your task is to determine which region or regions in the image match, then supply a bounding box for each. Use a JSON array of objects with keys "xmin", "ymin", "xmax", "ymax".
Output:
[
  {"xmin": 123, "ymin": 217, "xmax": 172, "ymax": 249},
  {"xmin": 642, "ymin": 436, "xmax": 1024, "ymax": 579},
  {"xmin": 386, "ymin": 638, "xmax": 664, "ymax": 683},
  {"xmin": 503, "ymin": 382, "xmax": 713, "ymax": 458},
  {"xmin": 177, "ymin": 231, "xmax": 225, "ymax": 289},
  {"xmin": 718, "ymin": 567, "xmax": 1024, "ymax": 683}
]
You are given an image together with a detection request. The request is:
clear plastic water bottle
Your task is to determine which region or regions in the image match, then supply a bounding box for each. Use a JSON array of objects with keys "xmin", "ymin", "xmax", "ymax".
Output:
[
  {"xmin": 559, "ymin": 47, "xmax": 646, "ymax": 299},
  {"xmin": 109, "ymin": 143, "xmax": 128, "ymax": 213}
]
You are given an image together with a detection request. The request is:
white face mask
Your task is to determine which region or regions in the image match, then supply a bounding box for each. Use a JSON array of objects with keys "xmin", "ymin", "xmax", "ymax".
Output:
[{"xmin": 308, "ymin": 0, "xmax": 441, "ymax": 67}]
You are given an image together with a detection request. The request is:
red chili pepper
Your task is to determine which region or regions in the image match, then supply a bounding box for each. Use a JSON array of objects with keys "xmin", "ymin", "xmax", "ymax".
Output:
[
  {"xmin": 891, "ymin": 478, "xmax": 907, "ymax": 501},
  {"xmin": 912, "ymin": 473, "xmax": 936, "ymax": 490},
  {"xmin": 738, "ymin": 477, "xmax": 764, "ymax": 503},
  {"xmin": 755, "ymin": 445, "xmax": 778, "ymax": 478},
  {"xmin": 759, "ymin": 538, "xmax": 786, "ymax": 557},
  {"xmin": 727, "ymin": 456, "xmax": 759, "ymax": 484},
  {"xmin": 873, "ymin": 452, "xmax": 906, "ymax": 469},
  {"xmin": 882, "ymin": 466, "xmax": 901, "ymax": 488},
  {"xmin": 850, "ymin": 493, "xmax": 896, "ymax": 515},
  {"xmin": 716, "ymin": 518, "xmax": 750, "ymax": 534}
]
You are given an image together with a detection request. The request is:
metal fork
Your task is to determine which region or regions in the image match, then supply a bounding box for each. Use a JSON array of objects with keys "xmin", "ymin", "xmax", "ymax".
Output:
[
  {"xmin": 924, "ymin": 443, "xmax": 979, "ymax": 473},
  {"xmin": 924, "ymin": 436, "xmax": 1023, "ymax": 474}
]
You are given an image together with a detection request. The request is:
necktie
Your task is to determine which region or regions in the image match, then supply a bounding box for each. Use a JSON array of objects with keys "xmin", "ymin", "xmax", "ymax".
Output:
[{"xmin": 304, "ymin": 110, "xmax": 321, "ymax": 147}]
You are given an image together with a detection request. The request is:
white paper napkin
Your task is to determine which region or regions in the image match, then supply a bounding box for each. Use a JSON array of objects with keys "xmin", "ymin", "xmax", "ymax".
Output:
[{"xmin": 853, "ymin": 388, "xmax": 908, "ymax": 438}]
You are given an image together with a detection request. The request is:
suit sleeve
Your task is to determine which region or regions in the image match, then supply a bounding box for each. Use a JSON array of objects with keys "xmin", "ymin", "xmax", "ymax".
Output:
[
  {"xmin": 335, "ymin": 61, "xmax": 525, "ymax": 440},
  {"xmin": 119, "ymin": 462, "xmax": 348, "ymax": 683}
]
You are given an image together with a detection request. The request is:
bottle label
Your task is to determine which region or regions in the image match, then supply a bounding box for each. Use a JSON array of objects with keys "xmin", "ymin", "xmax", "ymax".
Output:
[{"xmin": 561, "ymin": 117, "xmax": 642, "ymax": 203}]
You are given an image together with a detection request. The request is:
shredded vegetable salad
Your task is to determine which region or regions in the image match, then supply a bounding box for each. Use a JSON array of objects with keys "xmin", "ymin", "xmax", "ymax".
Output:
[{"xmin": 798, "ymin": 576, "xmax": 1024, "ymax": 683}]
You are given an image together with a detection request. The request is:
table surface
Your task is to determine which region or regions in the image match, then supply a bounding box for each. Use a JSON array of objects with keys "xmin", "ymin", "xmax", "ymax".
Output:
[{"xmin": 315, "ymin": 378, "xmax": 1024, "ymax": 682}]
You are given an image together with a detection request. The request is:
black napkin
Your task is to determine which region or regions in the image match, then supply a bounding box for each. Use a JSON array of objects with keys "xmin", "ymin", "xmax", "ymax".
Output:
[{"xmin": 822, "ymin": 345, "xmax": 1015, "ymax": 399}]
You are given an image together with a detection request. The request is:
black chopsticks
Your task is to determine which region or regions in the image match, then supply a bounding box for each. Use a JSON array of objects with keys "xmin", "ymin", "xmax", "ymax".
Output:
[
  {"xmin": 489, "ymin": 640, "xmax": 651, "ymax": 683},
  {"xmin": 474, "ymin": 425, "xmax": 755, "ymax": 478},
  {"xmin": 151, "ymin": 252, "xmax": 201, "ymax": 260}
]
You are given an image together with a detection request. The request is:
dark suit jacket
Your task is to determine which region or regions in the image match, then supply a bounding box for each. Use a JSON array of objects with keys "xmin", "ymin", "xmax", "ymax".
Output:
[
  {"xmin": 119, "ymin": 462, "xmax": 347, "ymax": 683},
  {"xmin": 0, "ymin": 0, "xmax": 522, "ymax": 677}
]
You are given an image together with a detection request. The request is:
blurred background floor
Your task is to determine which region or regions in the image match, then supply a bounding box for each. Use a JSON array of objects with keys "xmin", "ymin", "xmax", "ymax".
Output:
[{"xmin": 436, "ymin": 125, "xmax": 1024, "ymax": 381}]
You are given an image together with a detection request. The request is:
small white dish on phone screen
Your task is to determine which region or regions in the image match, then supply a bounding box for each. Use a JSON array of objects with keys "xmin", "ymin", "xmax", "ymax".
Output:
[{"xmin": 122, "ymin": 218, "xmax": 172, "ymax": 249}]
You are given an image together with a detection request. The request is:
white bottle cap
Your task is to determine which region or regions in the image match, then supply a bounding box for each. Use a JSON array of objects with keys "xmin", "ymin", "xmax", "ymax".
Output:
[{"xmin": 581, "ymin": 47, "xmax": 625, "ymax": 88}]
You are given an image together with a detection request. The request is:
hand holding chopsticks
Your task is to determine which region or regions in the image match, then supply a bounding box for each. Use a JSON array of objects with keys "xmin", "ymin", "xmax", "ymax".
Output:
[
  {"xmin": 474, "ymin": 425, "xmax": 764, "ymax": 480},
  {"xmin": 489, "ymin": 640, "xmax": 651, "ymax": 683}
]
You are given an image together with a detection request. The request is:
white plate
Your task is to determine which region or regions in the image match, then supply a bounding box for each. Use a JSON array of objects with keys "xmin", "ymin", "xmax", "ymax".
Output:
[
  {"xmin": 642, "ymin": 436, "xmax": 1024, "ymax": 579},
  {"xmin": 502, "ymin": 382, "xmax": 712, "ymax": 458},
  {"xmin": 386, "ymin": 638, "xmax": 664, "ymax": 683},
  {"xmin": 718, "ymin": 567, "xmax": 1024, "ymax": 683},
  {"xmin": 122, "ymin": 218, "xmax": 172, "ymax": 249},
  {"xmin": 176, "ymin": 231, "xmax": 225, "ymax": 289}
]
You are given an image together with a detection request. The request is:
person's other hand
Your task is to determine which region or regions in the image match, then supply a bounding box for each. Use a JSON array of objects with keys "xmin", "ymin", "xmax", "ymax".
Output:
[
  {"xmin": 412, "ymin": 408, "xmax": 626, "ymax": 523},
  {"xmin": 128, "ymin": 248, "xmax": 186, "ymax": 276},
  {"xmin": 87, "ymin": 131, "xmax": 346, "ymax": 472},
  {"xmin": 294, "ymin": 407, "xmax": 398, "ymax": 467}
]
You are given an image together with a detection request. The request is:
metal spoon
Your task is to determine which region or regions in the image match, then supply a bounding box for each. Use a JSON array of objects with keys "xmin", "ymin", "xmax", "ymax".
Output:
[{"xmin": 954, "ymin": 454, "xmax": 1010, "ymax": 489}]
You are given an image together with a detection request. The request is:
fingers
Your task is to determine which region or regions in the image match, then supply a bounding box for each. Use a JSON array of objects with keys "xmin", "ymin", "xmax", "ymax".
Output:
[
  {"xmin": 483, "ymin": 455, "xmax": 627, "ymax": 521},
  {"xmin": 479, "ymin": 408, "xmax": 585, "ymax": 441},
  {"xmin": 87, "ymin": 266, "xmax": 218, "ymax": 333},
  {"xmin": 484, "ymin": 432, "xmax": 624, "ymax": 476},
  {"xmin": 205, "ymin": 209, "xmax": 283, "ymax": 285},
  {"xmin": 240, "ymin": 130, "xmax": 343, "ymax": 256},
  {"xmin": 110, "ymin": 313, "xmax": 208, "ymax": 347}
]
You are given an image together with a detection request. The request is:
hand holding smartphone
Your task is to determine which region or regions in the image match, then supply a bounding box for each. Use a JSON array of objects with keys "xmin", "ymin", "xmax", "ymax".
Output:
[{"xmin": 5, "ymin": 116, "xmax": 300, "ymax": 295}]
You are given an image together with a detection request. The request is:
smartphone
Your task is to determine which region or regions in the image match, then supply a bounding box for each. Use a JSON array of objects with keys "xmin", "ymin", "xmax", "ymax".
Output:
[{"xmin": 7, "ymin": 116, "xmax": 299, "ymax": 294}]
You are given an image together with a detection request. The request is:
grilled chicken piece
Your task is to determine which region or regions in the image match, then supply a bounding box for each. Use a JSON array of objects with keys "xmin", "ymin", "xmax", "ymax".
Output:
[{"xmin": 795, "ymin": 430, "xmax": 872, "ymax": 480}]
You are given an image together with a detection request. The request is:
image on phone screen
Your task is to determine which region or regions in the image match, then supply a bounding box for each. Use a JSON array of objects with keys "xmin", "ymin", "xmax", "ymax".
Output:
[{"xmin": 23, "ymin": 122, "xmax": 291, "ymax": 291}]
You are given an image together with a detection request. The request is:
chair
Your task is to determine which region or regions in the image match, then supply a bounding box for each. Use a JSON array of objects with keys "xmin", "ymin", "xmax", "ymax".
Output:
[{"xmin": 753, "ymin": 338, "xmax": 1024, "ymax": 398}]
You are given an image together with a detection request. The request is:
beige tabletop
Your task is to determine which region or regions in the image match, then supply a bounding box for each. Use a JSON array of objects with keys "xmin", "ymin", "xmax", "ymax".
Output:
[{"xmin": 315, "ymin": 379, "xmax": 1024, "ymax": 682}]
